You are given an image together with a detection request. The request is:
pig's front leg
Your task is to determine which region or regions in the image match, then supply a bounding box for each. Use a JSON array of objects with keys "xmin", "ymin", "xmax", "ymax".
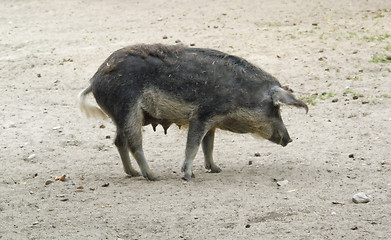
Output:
[
  {"xmin": 202, "ymin": 128, "xmax": 222, "ymax": 173},
  {"xmin": 181, "ymin": 120, "xmax": 210, "ymax": 180}
]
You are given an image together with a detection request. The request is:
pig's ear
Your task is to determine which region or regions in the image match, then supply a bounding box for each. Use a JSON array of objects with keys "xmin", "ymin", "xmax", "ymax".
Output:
[{"xmin": 271, "ymin": 86, "xmax": 308, "ymax": 113}]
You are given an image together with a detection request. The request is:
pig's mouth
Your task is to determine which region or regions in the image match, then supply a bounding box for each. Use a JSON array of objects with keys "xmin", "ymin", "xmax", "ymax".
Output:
[{"xmin": 280, "ymin": 138, "xmax": 292, "ymax": 147}]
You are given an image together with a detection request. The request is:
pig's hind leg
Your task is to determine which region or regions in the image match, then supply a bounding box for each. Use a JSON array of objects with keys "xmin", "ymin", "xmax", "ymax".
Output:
[
  {"xmin": 124, "ymin": 108, "xmax": 161, "ymax": 181},
  {"xmin": 202, "ymin": 129, "xmax": 222, "ymax": 173},
  {"xmin": 115, "ymin": 130, "xmax": 142, "ymax": 177}
]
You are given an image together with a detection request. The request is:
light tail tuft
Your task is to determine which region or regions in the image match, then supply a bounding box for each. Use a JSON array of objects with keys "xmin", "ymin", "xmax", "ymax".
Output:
[{"xmin": 78, "ymin": 86, "xmax": 107, "ymax": 119}]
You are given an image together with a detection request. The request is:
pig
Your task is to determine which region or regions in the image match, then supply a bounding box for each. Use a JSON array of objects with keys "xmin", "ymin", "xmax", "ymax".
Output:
[{"xmin": 79, "ymin": 43, "xmax": 308, "ymax": 181}]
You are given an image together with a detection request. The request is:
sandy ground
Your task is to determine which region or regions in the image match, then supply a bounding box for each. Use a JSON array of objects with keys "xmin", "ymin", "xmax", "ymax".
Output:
[{"xmin": 1, "ymin": 0, "xmax": 391, "ymax": 239}]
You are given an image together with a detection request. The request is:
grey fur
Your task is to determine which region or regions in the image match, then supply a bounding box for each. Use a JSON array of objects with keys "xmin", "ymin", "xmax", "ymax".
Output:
[{"xmin": 79, "ymin": 44, "xmax": 308, "ymax": 181}]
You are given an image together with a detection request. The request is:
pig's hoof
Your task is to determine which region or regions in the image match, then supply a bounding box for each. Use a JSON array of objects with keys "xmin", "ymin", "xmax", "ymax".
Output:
[
  {"xmin": 143, "ymin": 172, "xmax": 161, "ymax": 181},
  {"xmin": 182, "ymin": 172, "xmax": 195, "ymax": 181},
  {"xmin": 181, "ymin": 165, "xmax": 195, "ymax": 180},
  {"xmin": 210, "ymin": 167, "xmax": 222, "ymax": 173},
  {"xmin": 125, "ymin": 170, "xmax": 142, "ymax": 177},
  {"xmin": 205, "ymin": 163, "xmax": 222, "ymax": 173}
]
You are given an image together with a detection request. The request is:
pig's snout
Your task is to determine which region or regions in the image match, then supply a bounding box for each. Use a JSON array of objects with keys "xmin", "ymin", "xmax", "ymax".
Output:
[
  {"xmin": 269, "ymin": 128, "xmax": 292, "ymax": 147},
  {"xmin": 281, "ymin": 137, "xmax": 293, "ymax": 147}
]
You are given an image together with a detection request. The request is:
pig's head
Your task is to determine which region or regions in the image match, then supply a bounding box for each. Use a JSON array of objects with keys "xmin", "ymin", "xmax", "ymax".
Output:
[{"xmin": 259, "ymin": 85, "xmax": 308, "ymax": 147}]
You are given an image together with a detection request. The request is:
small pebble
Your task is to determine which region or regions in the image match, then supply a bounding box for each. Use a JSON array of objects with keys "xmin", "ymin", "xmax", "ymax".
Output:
[
  {"xmin": 45, "ymin": 179, "xmax": 54, "ymax": 185},
  {"xmin": 66, "ymin": 181, "xmax": 75, "ymax": 186},
  {"xmin": 248, "ymin": 160, "xmax": 253, "ymax": 165},
  {"xmin": 27, "ymin": 154, "xmax": 36, "ymax": 160},
  {"xmin": 4, "ymin": 122, "xmax": 16, "ymax": 128},
  {"xmin": 254, "ymin": 152, "xmax": 261, "ymax": 157},
  {"xmin": 277, "ymin": 179, "xmax": 289, "ymax": 186},
  {"xmin": 101, "ymin": 183, "xmax": 110, "ymax": 187},
  {"xmin": 352, "ymin": 192, "xmax": 370, "ymax": 204}
]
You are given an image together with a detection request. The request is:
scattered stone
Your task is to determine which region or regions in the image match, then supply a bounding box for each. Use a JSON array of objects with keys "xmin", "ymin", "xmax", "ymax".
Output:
[
  {"xmin": 349, "ymin": 154, "xmax": 354, "ymax": 158},
  {"xmin": 353, "ymin": 95, "xmax": 359, "ymax": 100},
  {"xmin": 254, "ymin": 152, "xmax": 261, "ymax": 157},
  {"xmin": 352, "ymin": 192, "xmax": 370, "ymax": 204},
  {"xmin": 66, "ymin": 181, "xmax": 75, "ymax": 186},
  {"xmin": 190, "ymin": 43, "xmax": 196, "ymax": 46},
  {"xmin": 245, "ymin": 224, "xmax": 251, "ymax": 228},
  {"xmin": 52, "ymin": 126, "xmax": 61, "ymax": 130},
  {"xmin": 332, "ymin": 98, "xmax": 338, "ymax": 103},
  {"xmin": 45, "ymin": 179, "xmax": 54, "ymax": 185},
  {"xmin": 99, "ymin": 124, "xmax": 106, "ymax": 128},
  {"xmin": 351, "ymin": 226, "xmax": 358, "ymax": 230},
  {"xmin": 101, "ymin": 183, "xmax": 110, "ymax": 187},
  {"xmin": 27, "ymin": 154, "xmax": 36, "ymax": 160},
  {"xmin": 162, "ymin": 35, "xmax": 168, "ymax": 39},
  {"xmin": 277, "ymin": 179, "xmax": 289, "ymax": 187},
  {"xmin": 106, "ymin": 135, "xmax": 111, "ymax": 139},
  {"xmin": 248, "ymin": 160, "xmax": 253, "ymax": 165},
  {"xmin": 4, "ymin": 122, "xmax": 16, "ymax": 128},
  {"xmin": 331, "ymin": 201, "xmax": 344, "ymax": 205},
  {"xmin": 56, "ymin": 194, "xmax": 69, "ymax": 201},
  {"xmin": 362, "ymin": 100, "xmax": 369, "ymax": 104},
  {"xmin": 175, "ymin": 39, "xmax": 181, "ymax": 43},
  {"xmin": 53, "ymin": 174, "xmax": 66, "ymax": 181}
]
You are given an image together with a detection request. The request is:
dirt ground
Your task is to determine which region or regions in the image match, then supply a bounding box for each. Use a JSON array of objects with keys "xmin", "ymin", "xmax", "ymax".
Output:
[{"xmin": 1, "ymin": 0, "xmax": 391, "ymax": 239}]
